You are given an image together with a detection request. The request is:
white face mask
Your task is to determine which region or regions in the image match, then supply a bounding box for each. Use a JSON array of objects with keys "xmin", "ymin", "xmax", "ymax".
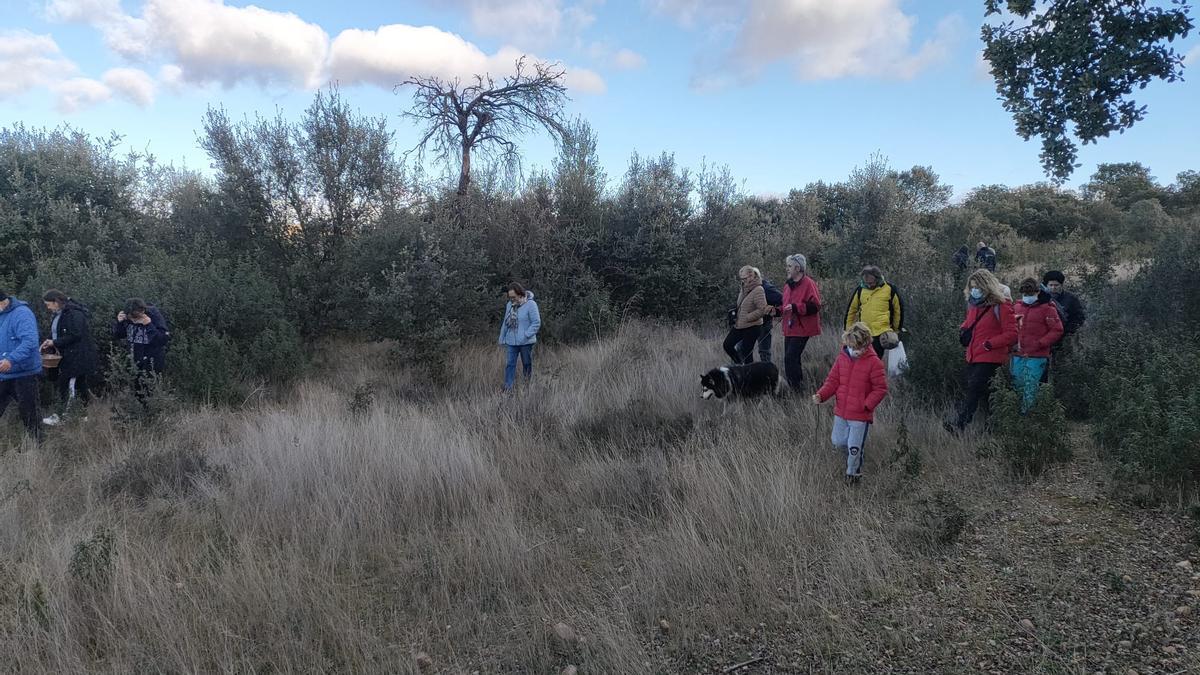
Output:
[
  {"xmin": 849, "ymin": 347, "xmax": 866, "ymax": 358},
  {"xmin": 970, "ymin": 288, "xmax": 984, "ymax": 301},
  {"xmin": 1022, "ymin": 295, "xmax": 1038, "ymax": 305}
]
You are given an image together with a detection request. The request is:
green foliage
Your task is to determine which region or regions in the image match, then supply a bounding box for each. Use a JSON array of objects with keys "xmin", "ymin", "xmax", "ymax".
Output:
[
  {"xmin": 69, "ymin": 527, "xmax": 115, "ymax": 590},
  {"xmin": 894, "ymin": 282, "xmax": 966, "ymax": 404},
  {"xmin": 101, "ymin": 446, "xmax": 227, "ymax": 504},
  {"xmin": 982, "ymin": 1, "xmax": 1194, "ymax": 182},
  {"xmin": 1085, "ymin": 331, "xmax": 1200, "ymax": 499},
  {"xmin": 989, "ymin": 374, "xmax": 1071, "ymax": 477},
  {"xmin": 889, "ymin": 421, "xmax": 923, "ymax": 478}
]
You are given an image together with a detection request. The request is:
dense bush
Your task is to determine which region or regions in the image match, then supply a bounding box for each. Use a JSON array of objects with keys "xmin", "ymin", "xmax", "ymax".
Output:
[{"xmin": 4, "ymin": 92, "xmax": 1199, "ymax": 415}]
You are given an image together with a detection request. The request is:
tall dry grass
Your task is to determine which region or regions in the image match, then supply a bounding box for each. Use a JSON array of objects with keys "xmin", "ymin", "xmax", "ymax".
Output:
[{"xmin": 0, "ymin": 321, "xmax": 1000, "ymax": 673}]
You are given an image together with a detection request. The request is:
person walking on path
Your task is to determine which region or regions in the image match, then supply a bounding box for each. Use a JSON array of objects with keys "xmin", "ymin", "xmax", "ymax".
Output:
[
  {"xmin": 724, "ymin": 266, "xmax": 770, "ymax": 365},
  {"xmin": 40, "ymin": 290, "xmax": 98, "ymax": 426},
  {"xmin": 1011, "ymin": 278, "xmax": 1063, "ymax": 413},
  {"xmin": 779, "ymin": 254, "xmax": 821, "ymax": 391},
  {"xmin": 813, "ymin": 322, "xmax": 888, "ymax": 484},
  {"xmin": 844, "ymin": 265, "xmax": 903, "ymax": 358},
  {"xmin": 946, "ymin": 269, "xmax": 1017, "ymax": 433},
  {"xmin": 499, "ymin": 283, "xmax": 541, "ymax": 391},
  {"xmin": 0, "ymin": 290, "xmax": 43, "ymax": 441},
  {"xmin": 975, "ymin": 242, "xmax": 998, "ymax": 272}
]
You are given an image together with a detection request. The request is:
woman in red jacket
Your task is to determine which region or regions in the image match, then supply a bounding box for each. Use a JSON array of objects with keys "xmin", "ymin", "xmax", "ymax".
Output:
[
  {"xmin": 947, "ymin": 269, "xmax": 1017, "ymax": 433},
  {"xmin": 1011, "ymin": 277, "xmax": 1063, "ymax": 412},
  {"xmin": 780, "ymin": 253, "xmax": 821, "ymax": 392},
  {"xmin": 813, "ymin": 322, "xmax": 888, "ymax": 483}
]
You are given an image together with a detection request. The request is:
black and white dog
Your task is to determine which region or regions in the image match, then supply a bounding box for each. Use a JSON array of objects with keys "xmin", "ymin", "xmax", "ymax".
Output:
[{"xmin": 700, "ymin": 362, "xmax": 781, "ymax": 400}]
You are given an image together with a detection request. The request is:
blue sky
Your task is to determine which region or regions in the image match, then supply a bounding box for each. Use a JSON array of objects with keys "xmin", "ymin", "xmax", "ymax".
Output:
[{"xmin": 2, "ymin": 0, "xmax": 1198, "ymax": 197}]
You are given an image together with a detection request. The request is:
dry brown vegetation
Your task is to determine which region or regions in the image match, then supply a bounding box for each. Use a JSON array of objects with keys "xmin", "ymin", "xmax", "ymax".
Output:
[{"xmin": 0, "ymin": 322, "xmax": 1196, "ymax": 674}]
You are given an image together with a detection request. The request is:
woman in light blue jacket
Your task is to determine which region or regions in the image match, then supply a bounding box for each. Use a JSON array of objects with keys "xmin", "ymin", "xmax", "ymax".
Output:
[{"xmin": 498, "ymin": 283, "xmax": 541, "ymax": 391}]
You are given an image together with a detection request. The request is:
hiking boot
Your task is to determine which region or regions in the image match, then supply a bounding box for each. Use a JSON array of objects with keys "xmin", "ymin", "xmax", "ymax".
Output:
[{"xmin": 42, "ymin": 414, "xmax": 61, "ymax": 427}]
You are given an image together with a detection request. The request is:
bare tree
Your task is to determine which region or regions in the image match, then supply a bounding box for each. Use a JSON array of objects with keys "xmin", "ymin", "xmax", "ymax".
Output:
[{"xmin": 401, "ymin": 58, "xmax": 569, "ymax": 195}]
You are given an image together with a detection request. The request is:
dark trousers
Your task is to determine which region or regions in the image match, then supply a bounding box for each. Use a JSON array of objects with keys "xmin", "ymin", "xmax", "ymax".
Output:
[
  {"xmin": 55, "ymin": 372, "xmax": 91, "ymax": 414},
  {"xmin": 955, "ymin": 362, "xmax": 1000, "ymax": 429},
  {"xmin": 871, "ymin": 336, "xmax": 886, "ymax": 358},
  {"xmin": 783, "ymin": 336, "xmax": 810, "ymax": 390},
  {"xmin": 757, "ymin": 323, "xmax": 774, "ymax": 362},
  {"xmin": 723, "ymin": 326, "xmax": 761, "ymax": 364},
  {"xmin": 0, "ymin": 375, "xmax": 42, "ymax": 440}
]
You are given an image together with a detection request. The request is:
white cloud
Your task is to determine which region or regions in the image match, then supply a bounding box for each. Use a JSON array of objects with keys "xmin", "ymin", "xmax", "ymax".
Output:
[
  {"xmin": 37, "ymin": 0, "xmax": 604, "ymax": 102},
  {"xmin": 658, "ymin": 0, "xmax": 962, "ymax": 87},
  {"xmin": 103, "ymin": 67, "xmax": 155, "ymax": 106},
  {"xmin": 731, "ymin": 0, "xmax": 962, "ymax": 82},
  {"xmin": 1185, "ymin": 45, "xmax": 1200, "ymax": 66},
  {"xmin": 54, "ymin": 77, "xmax": 112, "ymax": 113},
  {"xmin": 467, "ymin": 0, "xmax": 564, "ymax": 47},
  {"xmin": 612, "ymin": 48, "xmax": 647, "ymax": 70},
  {"xmin": 45, "ymin": 0, "xmax": 150, "ymax": 58},
  {"xmin": 141, "ymin": 0, "xmax": 329, "ymax": 89},
  {"xmin": 329, "ymin": 25, "xmax": 604, "ymax": 94},
  {"xmin": 0, "ymin": 30, "xmax": 78, "ymax": 99}
]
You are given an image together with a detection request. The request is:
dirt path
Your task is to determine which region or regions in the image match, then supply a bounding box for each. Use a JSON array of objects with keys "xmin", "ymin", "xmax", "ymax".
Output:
[{"xmin": 674, "ymin": 439, "xmax": 1199, "ymax": 674}]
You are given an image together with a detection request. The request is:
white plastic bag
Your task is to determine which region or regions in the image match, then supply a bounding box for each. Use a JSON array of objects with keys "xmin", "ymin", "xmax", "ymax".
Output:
[{"xmin": 887, "ymin": 342, "xmax": 908, "ymax": 377}]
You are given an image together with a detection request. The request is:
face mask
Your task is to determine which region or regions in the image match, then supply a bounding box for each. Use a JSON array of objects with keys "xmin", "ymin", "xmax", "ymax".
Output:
[
  {"xmin": 1022, "ymin": 295, "xmax": 1038, "ymax": 305},
  {"xmin": 848, "ymin": 347, "xmax": 865, "ymax": 358},
  {"xmin": 970, "ymin": 288, "xmax": 984, "ymax": 301}
]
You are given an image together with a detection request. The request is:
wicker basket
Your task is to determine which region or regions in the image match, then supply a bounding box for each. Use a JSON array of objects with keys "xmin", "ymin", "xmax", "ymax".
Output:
[{"xmin": 42, "ymin": 353, "xmax": 63, "ymax": 369}]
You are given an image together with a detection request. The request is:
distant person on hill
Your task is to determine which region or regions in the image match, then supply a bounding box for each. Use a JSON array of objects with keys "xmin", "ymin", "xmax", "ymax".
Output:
[
  {"xmin": 499, "ymin": 283, "xmax": 541, "ymax": 391},
  {"xmin": 779, "ymin": 254, "xmax": 821, "ymax": 391},
  {"xmin": 113, "ymin": 298, "xmax": 170, "ymax": 375},
  {"xmin": 725, "ymin": 266, "xmax": 771, "ymax": 365},
  {"xmin": 754, "ymin": 275, "xmax": 784, "ymax": 364},
  {"xmin": 40, "ymin": 289, "xmax": 98, "ymax": 426},
  {"xmin": 812, "ymin": 322, "xmax": 888, "ymax": 485},
  {"xmin": 844, "ymin": 265, "xmax": 903, "ymax": 358},
  {"xmin": 975, "ymin": 242, "xmax": 998, "ymax": 272},
  {"xmin": 0, "ymin": 290, "xmax": 43, "ymax": 441},
  {"xmin": 1011, "ymin": 278, "xmax": 1063, "ymax": 413},
  {"xmin": 945, "ymin": 269, "xmax": 1016, "ymax": 433},
  {"xmin": 952, "ymin": 245, "xmax": 970, "ymax": 273}
]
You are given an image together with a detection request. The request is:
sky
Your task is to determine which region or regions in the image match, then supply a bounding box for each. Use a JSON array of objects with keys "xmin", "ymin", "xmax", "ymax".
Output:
[{"xmin": 2, "ymin": 0, "xmax": 1198, "ymax": 198}]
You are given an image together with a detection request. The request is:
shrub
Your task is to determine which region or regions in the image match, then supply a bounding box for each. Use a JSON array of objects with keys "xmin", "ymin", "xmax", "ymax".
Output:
[
  {"xmin": 100, "ymin": 446, "xmax": 227, "ymax": 504},
  {"xmin": 989, "ymin": 373, "xmax": 1071, "ymax": 477}
]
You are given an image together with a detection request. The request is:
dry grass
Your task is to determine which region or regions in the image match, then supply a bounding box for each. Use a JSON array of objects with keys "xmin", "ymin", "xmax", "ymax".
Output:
[{"xmin": 0, "ymin": 322, "xmax": 1002, "ymax": 673}]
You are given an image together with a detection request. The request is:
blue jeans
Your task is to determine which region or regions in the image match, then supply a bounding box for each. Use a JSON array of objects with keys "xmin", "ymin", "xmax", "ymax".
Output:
[
  {"xmin": 504, "ymin": 344, "xmax": 534, "ymax": 390},
  {"xmin": 1010, "ymin": 356, "xmax": 1048, "ymax": 413}
]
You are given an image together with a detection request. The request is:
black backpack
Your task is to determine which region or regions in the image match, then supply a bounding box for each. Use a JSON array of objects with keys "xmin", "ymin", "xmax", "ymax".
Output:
[{"xmin": 762, "ymin": 279, "xmax": 783, "ymax": 308}]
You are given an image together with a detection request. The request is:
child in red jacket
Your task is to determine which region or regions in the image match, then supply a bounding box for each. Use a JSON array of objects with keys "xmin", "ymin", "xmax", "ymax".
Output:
[
  {"xmin": 1012, "ymin": 277, "xmax": 1063, "ymax": 412},
  {"xmin": 813, "ymin": 322, "xmax": 889, "ymax": 483}
]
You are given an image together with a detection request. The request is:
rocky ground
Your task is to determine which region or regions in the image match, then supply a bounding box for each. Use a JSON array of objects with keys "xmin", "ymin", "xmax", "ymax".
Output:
[{"xmin": 650, "ymin": 441, "xmax": 1199, "ymax": 674}]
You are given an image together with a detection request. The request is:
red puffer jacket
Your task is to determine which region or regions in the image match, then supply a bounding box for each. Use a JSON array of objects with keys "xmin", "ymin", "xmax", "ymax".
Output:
[
  {"xmin": 961, "ymin": 301, "xmax": 1017, "ymax": 364},
  {"xmin": 816, "ymin": 347, "xmax": 888, "ymax": 422},
  {"xmin": 1013, "ymin": 295, "xmax": 1064, "ymax": 358},
  {"xmin": 780, "ymin": 275, "xmax": 822, "ymax": 337}
]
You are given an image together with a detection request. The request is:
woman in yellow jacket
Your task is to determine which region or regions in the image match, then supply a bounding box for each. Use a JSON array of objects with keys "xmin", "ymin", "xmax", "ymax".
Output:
[{"xmin": 844, "ymin": 265, "xmax": 903, "ymax": 357}]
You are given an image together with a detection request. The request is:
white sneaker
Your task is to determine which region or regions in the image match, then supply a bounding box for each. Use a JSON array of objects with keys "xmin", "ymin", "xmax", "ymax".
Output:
[{"xmin": 42, "ymin": 414, "xmax": 61, "ymax": 426}]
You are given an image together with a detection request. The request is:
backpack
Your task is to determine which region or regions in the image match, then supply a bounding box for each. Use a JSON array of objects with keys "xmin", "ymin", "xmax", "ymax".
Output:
[{"xmin": 762, "ymin": 279, "xmax": 783, "ymax": 308}]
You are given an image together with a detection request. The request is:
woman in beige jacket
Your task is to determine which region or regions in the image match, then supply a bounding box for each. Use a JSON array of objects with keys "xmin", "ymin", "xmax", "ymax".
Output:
[{"xmin": 723, "ymin": 265, "xmax": 772, "ymax": 364}]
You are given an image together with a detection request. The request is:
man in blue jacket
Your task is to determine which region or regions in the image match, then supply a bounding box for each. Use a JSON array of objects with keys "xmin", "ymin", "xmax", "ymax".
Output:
[{"xmin": 0, "ymin": 291, "xmax": 44, "ymax": 440}]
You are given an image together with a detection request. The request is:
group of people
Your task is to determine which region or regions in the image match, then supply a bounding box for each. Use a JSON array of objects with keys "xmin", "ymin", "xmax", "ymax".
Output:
[
  {"xmin": 717, "ymin": 253, "xmax": 1085, "ymax": 483},
  {"xmin": 946, "ymin": 267, "xmax": 1085, "ymax": 432},
  {"xmin": 0, "ymin": 289, "xmax": 169, "ymax": 441}
]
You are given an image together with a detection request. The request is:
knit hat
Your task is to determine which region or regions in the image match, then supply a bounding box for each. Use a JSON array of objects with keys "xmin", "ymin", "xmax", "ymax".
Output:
[{"xmin": 1042, "ymin": 270, "xmax": 1066, "ymax": 285}]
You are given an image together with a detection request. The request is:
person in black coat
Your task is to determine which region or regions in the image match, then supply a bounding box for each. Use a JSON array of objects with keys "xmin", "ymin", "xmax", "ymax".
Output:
[
  {"xmin": 112, "ymin": 298, "xmax": 170, "ymax": 374},
  {"xmin": 1042, "ymin": 270, "xmax": 1086, "ymax": 335},
  {"xmin": 40, "ymin": 290, "xmax": 98, "ymax": 425}
]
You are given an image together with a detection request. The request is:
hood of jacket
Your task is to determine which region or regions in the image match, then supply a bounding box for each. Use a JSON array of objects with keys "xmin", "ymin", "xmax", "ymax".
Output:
[{"xmin": 0, "ymin": 298, "xmax": 28, "ymax": 315}]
